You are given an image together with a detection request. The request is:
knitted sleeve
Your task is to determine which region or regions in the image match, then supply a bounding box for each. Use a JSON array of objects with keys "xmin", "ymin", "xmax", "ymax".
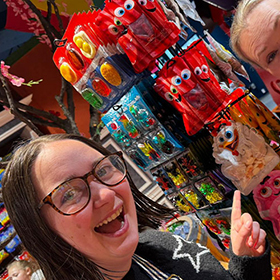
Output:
[{"xmin": 228, "ymin": 240, "xmax": 272, "ymax": 280}]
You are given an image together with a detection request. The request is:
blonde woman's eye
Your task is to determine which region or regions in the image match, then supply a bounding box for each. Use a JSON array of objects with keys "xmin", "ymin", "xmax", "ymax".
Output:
[{"xmin": 267, "ymin": 50, "xmax": 278, "ymax": 64}]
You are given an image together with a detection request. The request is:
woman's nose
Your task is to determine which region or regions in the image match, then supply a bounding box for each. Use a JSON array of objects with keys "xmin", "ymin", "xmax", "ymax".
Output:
[{"xmin": 88, "ymin": 177, "xmax": 116, "ymax": 208}]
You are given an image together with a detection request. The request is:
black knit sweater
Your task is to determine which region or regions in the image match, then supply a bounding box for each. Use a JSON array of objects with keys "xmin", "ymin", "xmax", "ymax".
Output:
[{"xmin": 123, "ymin": 229, "xmax": 272, "ymax": 280}]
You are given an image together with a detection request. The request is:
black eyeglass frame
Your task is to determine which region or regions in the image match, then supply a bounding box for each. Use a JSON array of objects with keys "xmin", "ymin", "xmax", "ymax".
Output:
[{"xmin": 37, "ymin": 151, "xmax": 127, "ymax": 216}]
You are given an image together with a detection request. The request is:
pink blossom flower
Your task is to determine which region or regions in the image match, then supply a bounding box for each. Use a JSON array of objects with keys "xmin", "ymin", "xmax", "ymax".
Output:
[
  {"xmin": 10, "ymin": 75, "xmax": 25, "ymax": 87},
  {"xmin": 60, "ymin": 11, "xmax": 70, "ymax": 17},
  {"xmin": 1, "ymin": 61, "xmax": 25, "ymax": 87},
  {"xmin": 1, "ymin": 61, "xmax": 10, "ymax": 78}
]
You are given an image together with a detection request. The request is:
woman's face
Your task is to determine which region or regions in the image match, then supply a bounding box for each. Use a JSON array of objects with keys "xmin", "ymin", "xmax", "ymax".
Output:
[
  {"xmin": 8, "ymin": 265, "xmax": 31, "ymax": 280},
  {"xmin": 239, "ymin": 0, "xmax": 280, "ymax": 77},
  {"xmin": 32, "ymin": 139, "xmax": 139, "ymax": 273}
]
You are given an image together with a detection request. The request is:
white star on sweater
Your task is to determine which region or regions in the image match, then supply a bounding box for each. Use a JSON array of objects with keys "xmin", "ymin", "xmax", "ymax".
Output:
[{"xmin": 172, "ymin": 235, "xmax": 210, "ymax": 273}]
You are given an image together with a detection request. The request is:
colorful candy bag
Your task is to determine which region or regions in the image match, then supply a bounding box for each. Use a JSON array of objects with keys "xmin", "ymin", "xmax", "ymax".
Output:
[
  {"xmin": 253, "ymin": 170, "xmax": 280, "ymax": 240},
  {"xmin": 212, "ymin": 120, "xmax": 280, "ymax": 195}
]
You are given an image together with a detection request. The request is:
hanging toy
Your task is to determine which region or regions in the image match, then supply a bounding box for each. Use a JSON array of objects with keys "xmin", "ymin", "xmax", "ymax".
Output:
[
  {"xmin": 238, "ymin": 99, "xmax": 266, "ymax": 137},
  {"xmin": 73, "ymin": 30, "xmax": 97, "ymax": 59},
  {"xmin": 151, "ymin": 167, "xmax": 176, "ymax": 193},
  {"xmin": 180, "ymin": 185, "xmax": 207, "ymax": 209},
  {"xmin": 253, "ymin": 170, "xmax": 280, "ymax": 240},
  {"xmin": 100, "ymin": 62, "xmax": 122, "ymax": 87},
  {"xmin": 204, "ymin": 30, "xmax": 250, "ymax": 81},
  {"xmin": 152, "ymin": 130, "xmax": 174, "ymax": 155},
  {"xmin": 245, "ymin": 95, "xmax": 280, "ymax": 143},
  {"xmin": 128, "ymin": 149, "xmax": 150, "ymax": 169},
  {"xmin": 138, "ymin": 141, "xmax": 161, "ymax": 161},
  {"xmin": 119, "ymin": 114, "xmax": 139, "ymax": 138},
  {"xmin": 164, "ymin": 161, "xmax": 188, "ymax": 188},
  {"xmin": 212, "ymin": 120, "xmax": 280, "ymax": 195},
  {"xmin": 111, "ymin": 122, "xmax": 132, "ymax": 147},
  {"xmin": 81, "ymin": 88, "xmax": 104, "ymax": 110},
  {"xmin": 129, "ymin": 105, "xmax": 156, "ymax": 129},
  {"xmin": 249, "ymin": 94, "xmax": 280, "ymax": 131},
  {"xmin": 195, "ymin": 178, "xmax": 224, "ymax": 204}
]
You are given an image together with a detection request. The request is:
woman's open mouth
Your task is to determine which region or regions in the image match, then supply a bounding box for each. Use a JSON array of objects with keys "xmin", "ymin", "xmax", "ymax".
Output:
[{"xmin": 95, "ymin": 207, "xmax": 125, "ymax": 234}]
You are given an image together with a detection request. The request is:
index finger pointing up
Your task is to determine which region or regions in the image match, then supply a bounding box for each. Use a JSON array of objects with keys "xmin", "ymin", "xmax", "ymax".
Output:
[{"xmin": 231, "ymin": 190, "xmax": 242, "ymax": 229}]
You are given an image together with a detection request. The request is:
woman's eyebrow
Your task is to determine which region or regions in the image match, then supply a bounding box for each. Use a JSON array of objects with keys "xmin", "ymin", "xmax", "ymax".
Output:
[{"xmin": 273, "ymin": 14, "xmax": 280, "ymax": 30}]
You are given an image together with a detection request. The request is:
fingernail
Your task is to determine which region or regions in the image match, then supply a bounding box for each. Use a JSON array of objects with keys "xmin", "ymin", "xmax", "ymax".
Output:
[
  {"xmin": 248, "ymin": 241, "xmax": 253, "ymax": 247},
  {"xmin": 245, "ymin": 221, "xmax": 251, "ymax": 229}
]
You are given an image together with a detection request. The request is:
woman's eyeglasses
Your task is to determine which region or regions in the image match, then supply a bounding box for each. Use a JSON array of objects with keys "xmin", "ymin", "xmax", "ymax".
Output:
[{"xmin": 37, "ymin": 152, "xmax": 127, "ymax": 216}]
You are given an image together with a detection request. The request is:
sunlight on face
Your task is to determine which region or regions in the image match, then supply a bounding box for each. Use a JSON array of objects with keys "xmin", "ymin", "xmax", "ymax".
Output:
[
  {"xmin": 239, "ymin": 0, "xmax": 280, "ymax": 78},
  {"xmin": 32, "ymin": 140, "xmax": 139, "ymax": 275},
  {"xmin": 8, "ymin": 266, "xmax": 31, "ymax": 280}
]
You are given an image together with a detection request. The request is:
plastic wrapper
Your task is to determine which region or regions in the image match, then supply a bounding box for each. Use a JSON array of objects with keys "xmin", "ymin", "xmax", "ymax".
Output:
[
  {"xmin": 212, "ymin": 120, "xmax": 280, "ymax": 195},
  {"xmin": 154, "ymin": 40, "xmax": 229, "ymax": 136},
  {"xmin": 151, "ymin": 165, "xmax": 176, "ymax": 194}
]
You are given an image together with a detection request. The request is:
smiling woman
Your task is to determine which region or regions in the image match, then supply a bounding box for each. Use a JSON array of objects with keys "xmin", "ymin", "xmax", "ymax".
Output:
[
  {"xmin": 2, "ymin": 134, "xmax": 273, "ymax": 280},
  {"xmin": 230, "ymin": 0, "xmax": 280, "ymax": 77}
]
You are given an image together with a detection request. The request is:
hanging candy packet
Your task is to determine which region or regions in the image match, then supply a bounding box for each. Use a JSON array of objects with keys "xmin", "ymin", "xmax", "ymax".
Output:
[
  {"xmin": 212, "ymin": 120, "xmax": 280, "ymax": 195},
  {"xmin": 151, "ymin": 165, "xmax": 177, "ymax": 195}
]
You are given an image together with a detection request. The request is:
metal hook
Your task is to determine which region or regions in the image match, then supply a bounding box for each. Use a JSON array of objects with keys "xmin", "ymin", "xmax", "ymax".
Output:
[{"xmin": 54, "ymin": 38, "xmax": 68, "ymax": 48}]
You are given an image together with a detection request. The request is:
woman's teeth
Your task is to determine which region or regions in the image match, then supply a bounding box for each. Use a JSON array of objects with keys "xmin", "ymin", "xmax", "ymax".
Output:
[{"xmin": 96, "ymin": 207, "xmax": 123, "ymax": 228}]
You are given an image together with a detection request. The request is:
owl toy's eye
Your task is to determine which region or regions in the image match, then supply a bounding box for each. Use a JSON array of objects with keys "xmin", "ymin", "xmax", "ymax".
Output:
[
  {"xmin": 170, "ymin": 86, "xmax": 178, "ymax": 94},
  {"xmin": 260, "ymin": 186, "xmax": 272, "ymax": 198},
  {"xmin": 164, "ymin": 92, "xmax": 173, "ymax": 101},
  {"xmin": 201, "ymin": 64, "xmax": 208, "ymax": 73},
  {"xmin": 181, "ymin": 69, "xmax": 191, "ymax": 80},
  {"xmin": 218, "ymin": 137, "xmax": 224, "ymax": 143},
  {"xmin": 124, "ymin": 0, "xmax": 135, "ymax": 10},
  {"xmin": 225, "ymin": 130, "xmax": 233, "ymax": 140},
  {"xmin": 114, "ymin": 7, "xmax": 125, "ymax": 17},
  {"xmin": 274, "ymin": 178, "xmax": 280, "ymax": 189},
  {"xmin": 194, "ymin": 67, "xmax": 202, "ymax": 75},
  {"xmin": 171, "ymin": 76, "xmax": 182, "ymax": 86}
]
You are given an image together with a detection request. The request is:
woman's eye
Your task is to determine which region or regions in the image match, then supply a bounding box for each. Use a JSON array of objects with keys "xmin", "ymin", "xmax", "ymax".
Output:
[
  {"xmin": 62, "ymin": 189, "xmax": 78, "ymax": 204},
  {"xmin": 96, "ymin": 165, "xmax": 113, "ymax": 179},
  {"xmin": 114, "ymin": 7, "xmax": 125, "ymax": 17},
  {"xmin": 267, "ymin": 50, "xmax": 278, "ymax": 64}
]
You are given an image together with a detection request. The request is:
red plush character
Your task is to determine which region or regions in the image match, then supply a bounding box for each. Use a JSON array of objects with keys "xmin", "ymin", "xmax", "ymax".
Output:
[
  {"xmin": 155, "ymin": 51, "xmax": 229, "ymax": 135},
  {"xmin": 182, "ymin": 43, "xmax": 228, "ymax": 105},
  {"xmin": 94, "ymin": 7, "xmax": 125, "ymax": 45},
  {"xmin": 91, "ymin": 9, "xmax": 124, "ymax": 46},
  {"xmin": 103, "ymin": 0, "xmax": 180, "ymax": 72},
  {"xmin": 154, "ymin": 73, "xmax": 205, "ymax": 136}
]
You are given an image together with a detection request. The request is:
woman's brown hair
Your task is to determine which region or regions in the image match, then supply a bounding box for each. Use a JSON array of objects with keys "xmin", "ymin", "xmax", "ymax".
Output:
[{"xmin": 2, "ymin": 134, "xmax": 174, "ymax": 280}]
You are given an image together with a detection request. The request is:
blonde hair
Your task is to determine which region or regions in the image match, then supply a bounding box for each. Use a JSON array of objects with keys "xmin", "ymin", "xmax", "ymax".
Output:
[
  {"xmin": 230, "ymin": 0, "xmax": 264, "ymax": 64},
  {"xmin": 7, "ymin": 260, "xmax": 34, "ymax": 273}
]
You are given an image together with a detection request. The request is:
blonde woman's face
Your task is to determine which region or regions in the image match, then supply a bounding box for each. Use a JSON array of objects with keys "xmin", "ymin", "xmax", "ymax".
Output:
[
  {"xmin": 8, "ymin": 266, "xmax": 31, "ymax": 280},
  {"xmin": 239, "ymin": 0, "xmax": 280, "ymax": 77}
]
